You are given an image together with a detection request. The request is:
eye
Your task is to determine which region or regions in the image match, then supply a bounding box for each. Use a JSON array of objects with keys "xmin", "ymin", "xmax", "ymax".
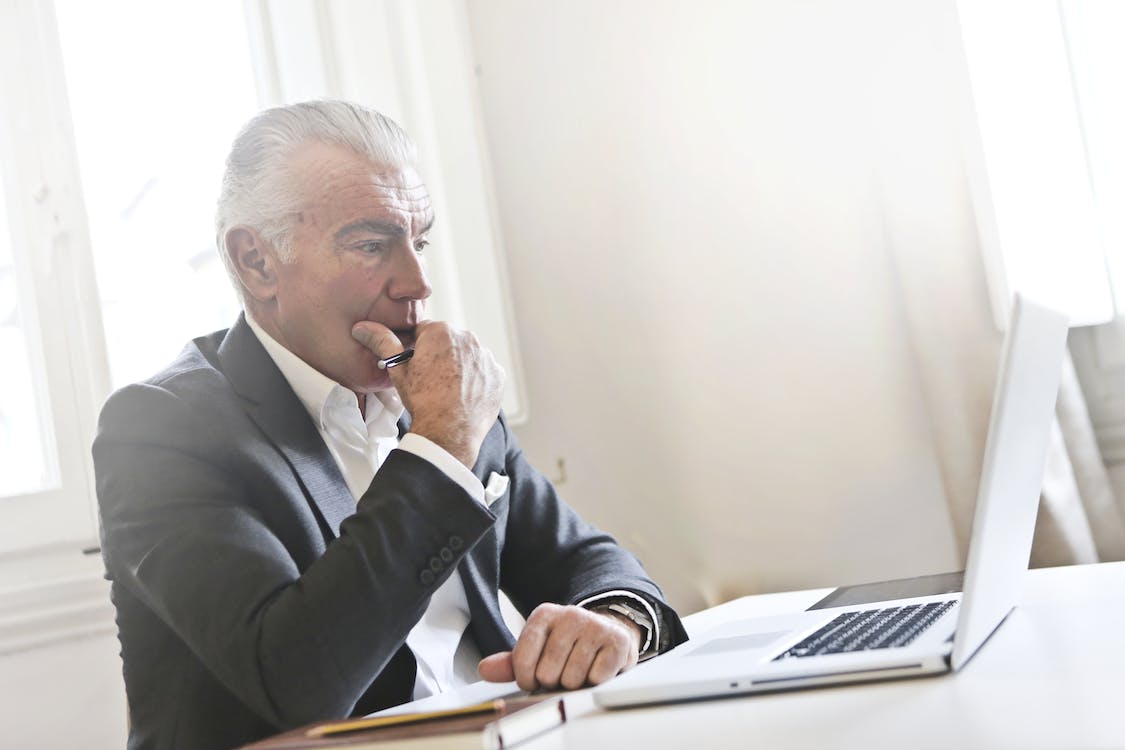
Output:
[
  {"xmin": 357, "ymin": 241, "xmax": 385, "ymax": 255},
  {"xmin": 414, "ymin": 239, "xmax": 430, "ymax": 254}
]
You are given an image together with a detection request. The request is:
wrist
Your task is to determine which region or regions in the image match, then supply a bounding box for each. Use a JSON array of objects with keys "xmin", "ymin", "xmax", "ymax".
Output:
[
  {"xmin": 409, "ymin": 423, "xmax": 479, "ymax": 468},
  {"xmin": 592, "ymin": 603, "xmax": 651, "ymax": 655},
  {"xmin": 602, "ymin": 611, "xmax": 643, "ymax": 651}
]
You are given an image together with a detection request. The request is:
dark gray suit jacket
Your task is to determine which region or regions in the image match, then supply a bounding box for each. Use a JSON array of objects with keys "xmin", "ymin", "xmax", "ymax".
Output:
[{"xmin": 93, "ymin": 316, "xmax": 686, "ymax": 750}]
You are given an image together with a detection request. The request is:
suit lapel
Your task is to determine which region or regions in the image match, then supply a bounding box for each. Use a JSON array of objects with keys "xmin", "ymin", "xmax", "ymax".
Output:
[{"xmin": 217, "ymin": 314, "xmax": 355, "ymax": 538}]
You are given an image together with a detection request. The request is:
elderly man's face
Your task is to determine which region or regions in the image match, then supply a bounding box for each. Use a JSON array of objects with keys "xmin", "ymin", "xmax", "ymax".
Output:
[{"xmin": 268, "ymin": 141, "xmax": 433, "ymax": 393}]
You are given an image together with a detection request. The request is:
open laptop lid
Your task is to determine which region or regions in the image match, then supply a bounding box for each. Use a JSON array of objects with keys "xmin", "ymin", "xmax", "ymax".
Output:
[{"xmin": 950, "ymin": 293, "xmax": 1068, "ymax": 670}]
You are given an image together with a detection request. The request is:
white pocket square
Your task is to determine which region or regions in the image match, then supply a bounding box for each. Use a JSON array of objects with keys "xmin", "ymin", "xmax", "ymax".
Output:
[{"xmin": 484, "ymin": 471, "xmax": 509, "ymax": 507}]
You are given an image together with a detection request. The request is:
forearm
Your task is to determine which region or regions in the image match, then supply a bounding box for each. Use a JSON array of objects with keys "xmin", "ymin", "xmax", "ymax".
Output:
[
  {"xmin": 252, "ymin": 451, "xmax": 497, "ymax": 721},
  {"xmin": 98, "ymin": 422, "xmax": 494, "ymax": 728}
]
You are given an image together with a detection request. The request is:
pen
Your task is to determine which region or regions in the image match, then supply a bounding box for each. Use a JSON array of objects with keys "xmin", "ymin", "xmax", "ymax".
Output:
[{"xmin": 377, "ymin": 348, "xmax": 414, "ymax": 370}]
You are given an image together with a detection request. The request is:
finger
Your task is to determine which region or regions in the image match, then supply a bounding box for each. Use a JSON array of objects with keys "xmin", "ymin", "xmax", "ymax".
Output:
[
  {"xmin": 587, "ymin": 641, "xmax": 631, "ymax": 685},
  {"xmin": 350, "ymin": 320, "xmax": 404, "ymax": 359},
  {"xmin": 532, "ymin": 613, "xmax": 585, "ymax": 690},
  {"xmin": 510, "ymin": 604, "xmax": 560, "ymax": 692},
  {"xmin": 477, "ymin": 652, "xmax": 515, "ymax": 683},
  {"xmin": 597, "ymin": 612, "xmax": 641, "ymax": 670},
  {"xmin": 558, "ymin": 628, "xmax": 601, "ymax": 690}
]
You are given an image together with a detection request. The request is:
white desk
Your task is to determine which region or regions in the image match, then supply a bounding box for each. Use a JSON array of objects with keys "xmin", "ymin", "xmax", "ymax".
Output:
[{"xmin": 523, "ymin": 562, "xmax": 1125, "ymax": 750}]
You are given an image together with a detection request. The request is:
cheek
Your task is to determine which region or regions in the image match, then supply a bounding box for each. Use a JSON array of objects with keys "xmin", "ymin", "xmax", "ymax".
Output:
[{"xmin": 322, "ymin": 269, "xmax": 382, "ymax": 311}]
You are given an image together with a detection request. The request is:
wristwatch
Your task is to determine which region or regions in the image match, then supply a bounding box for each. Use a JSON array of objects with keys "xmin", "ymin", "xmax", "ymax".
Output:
[{"xmin": 594, "ymin": 600, "xmax": 655, "ymax": 656}]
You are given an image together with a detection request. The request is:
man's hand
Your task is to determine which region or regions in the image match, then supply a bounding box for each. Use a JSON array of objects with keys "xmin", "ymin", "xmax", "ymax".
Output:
[
  {"xmin": 477, "ymin": 603, "xmax": 641, "ymax": 691},
  {"xmin": 352, "ymin": 320, "xmax": 504, "ymax": 468}
]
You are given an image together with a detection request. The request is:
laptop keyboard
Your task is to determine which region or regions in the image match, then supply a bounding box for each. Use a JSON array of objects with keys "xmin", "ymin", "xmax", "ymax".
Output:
[{"xmin": 773, "ymin": 600, "xmax": 957, "ymax": 660}]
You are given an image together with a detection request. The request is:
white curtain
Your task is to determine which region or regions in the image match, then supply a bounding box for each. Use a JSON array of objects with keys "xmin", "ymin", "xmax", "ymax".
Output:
[{"xmin": 1033, "ymin": 351, "xmax": 1125, "ymax": 566}]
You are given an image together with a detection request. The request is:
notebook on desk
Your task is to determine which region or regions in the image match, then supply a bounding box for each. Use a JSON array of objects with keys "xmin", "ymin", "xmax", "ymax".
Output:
[{"xmin": 595, "ymin": 293, "xmax": 1069, "ymax": 708}]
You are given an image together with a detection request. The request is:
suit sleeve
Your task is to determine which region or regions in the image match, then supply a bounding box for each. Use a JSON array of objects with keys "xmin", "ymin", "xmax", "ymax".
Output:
[
  {"xmin": 493, "ymin": 414, "xmax": 688, "ymax": 652},
  {"xmin": 94, "ymin": 379, "xmax": 496, "ymax": 729}
]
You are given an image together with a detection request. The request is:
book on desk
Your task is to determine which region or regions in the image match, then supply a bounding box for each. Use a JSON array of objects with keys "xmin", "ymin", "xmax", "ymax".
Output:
[{"xmin": 237, "ymin": 695, "xmax": 566, "ymax": 750}]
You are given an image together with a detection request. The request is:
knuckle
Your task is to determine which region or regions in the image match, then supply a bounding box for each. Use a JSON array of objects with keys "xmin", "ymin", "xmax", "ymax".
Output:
[
  {"xmin": 526, "ymin": 604, "xmax": 554, "ymax": 626},
  {"xmin": 539, "ymin": 602, "xmax": 563, "ymax": 618},
  {"xmin": 535, "ymin": 665, "xmax": 558, "ymax": 689},
  {"xmin": 560, "ymin": 671, "xmax": 585, "ymax": 690},
  {"xmin": 548, "ymin": 639, "xmax": 574, "ymax": 664}
]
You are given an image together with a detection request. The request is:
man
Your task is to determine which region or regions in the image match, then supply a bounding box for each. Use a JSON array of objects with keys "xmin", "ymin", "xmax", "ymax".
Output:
[{"xmin": 94, "ymin": 100, "xmax": 686, "ymax": 750}]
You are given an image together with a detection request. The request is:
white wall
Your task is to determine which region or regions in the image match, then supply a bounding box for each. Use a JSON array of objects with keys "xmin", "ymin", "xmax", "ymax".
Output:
[
  {"xmin": 0, "ymin": 631, "xmax": 127, "ymax": 749},
  {"xmin": 465, "ymin": 0, "xmax": 998, "ymax": 612},
  {"xmin": 0, "ymin": 550, "xmax": 125, "ymax": 749}
]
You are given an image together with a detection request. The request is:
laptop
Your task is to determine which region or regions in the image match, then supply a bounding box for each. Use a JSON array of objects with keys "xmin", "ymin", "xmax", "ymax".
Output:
[{"xmin": 595, "ymin": 293, "xmax": 1069, "ymax": 708}]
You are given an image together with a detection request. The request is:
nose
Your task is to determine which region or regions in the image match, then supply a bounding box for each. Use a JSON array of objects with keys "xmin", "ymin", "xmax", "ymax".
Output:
[{"xmin": 387, "ymin": 244, "xmax": 433, "ymax": 302}]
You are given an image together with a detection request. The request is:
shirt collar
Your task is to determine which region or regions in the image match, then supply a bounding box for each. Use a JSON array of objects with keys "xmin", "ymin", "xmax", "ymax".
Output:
[{"xmin": 244, "ymin": 314, "xmax": 405, "ymax": 432}]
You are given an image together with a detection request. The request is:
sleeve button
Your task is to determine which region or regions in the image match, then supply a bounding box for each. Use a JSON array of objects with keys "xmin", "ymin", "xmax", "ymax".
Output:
[
  {"xmin": 420, "ymin": 569, "xmax": 435, "ymax": 586},
  {"xmin": 440, "ymin": 547, "xmax": 454, "ymax": 563},
  {"xmin": 449, "ymin": 536, "xmax": 464, "ymax": 551},
  {"xmin": 429, "ymin": 557, "xmax": 443, "ymax": 573}
]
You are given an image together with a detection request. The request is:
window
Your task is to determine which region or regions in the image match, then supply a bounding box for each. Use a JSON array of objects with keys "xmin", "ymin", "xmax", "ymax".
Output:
[
  {"xmin": 0, "ymin": 0, "xmax": 103, "ymax": 554},
  {"xmin": 0, "ymin": 0, "xmax": 523, "ymax": 572},
  {"xmin": 1059, "ymin": 0, "xmax": 1125, "ymax": 302},
  {"xmin": 956, "ymin": 0, "xmax": 1114, "ymax": 329},
  {"xmin": 0, "ymin": 165, "xmax": 58, "ymax": 499},
  {"xmin": 53, "ymin": 0, "xmax": 254, "ymax": 387},
  {"xmin": 1053, "ymin": 0, "xmax": 1125, "ymax": 470}
]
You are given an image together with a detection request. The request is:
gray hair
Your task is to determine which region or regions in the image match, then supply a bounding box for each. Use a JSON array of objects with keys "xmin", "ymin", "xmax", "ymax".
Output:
[{"xmin": 214, "ymin": 100, "xmax": 417, "ymax": 301}]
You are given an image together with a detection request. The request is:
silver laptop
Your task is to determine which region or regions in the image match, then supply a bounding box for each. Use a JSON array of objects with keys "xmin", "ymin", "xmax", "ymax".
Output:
[{"xmin": 595, "ymin": 293, "xmax": 1069, "ymax": 708}]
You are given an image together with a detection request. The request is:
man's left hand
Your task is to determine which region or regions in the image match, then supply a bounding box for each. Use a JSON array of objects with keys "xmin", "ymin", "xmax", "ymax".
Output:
[{"xmin": 477, "ymin": 603, "xmax": 641, "ymax": 691}]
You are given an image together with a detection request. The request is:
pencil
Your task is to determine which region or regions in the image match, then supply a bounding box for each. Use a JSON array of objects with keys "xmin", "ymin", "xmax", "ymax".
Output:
[{"xmin": 305, "ymin": 698, "xmax": 505, "ymax": 738}]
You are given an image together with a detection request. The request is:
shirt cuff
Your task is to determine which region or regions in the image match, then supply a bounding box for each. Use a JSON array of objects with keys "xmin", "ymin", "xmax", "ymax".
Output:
[
  {"xmin": 397, "ymin": 433, "xmax": 487, "ymax": 508},
  {"xmin": 577, "ymin": 590, "xmax": 662, "ymax": 659}
]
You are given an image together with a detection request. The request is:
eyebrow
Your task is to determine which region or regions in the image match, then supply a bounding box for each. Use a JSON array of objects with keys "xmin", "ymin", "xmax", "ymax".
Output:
[{"xmin": 334, "ymin": 215, "xmax": 436, "ymax": 243}]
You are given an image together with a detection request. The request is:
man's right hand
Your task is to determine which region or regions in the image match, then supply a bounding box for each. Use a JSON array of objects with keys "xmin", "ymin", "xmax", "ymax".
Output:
[{"xmin": 351, "ymin": 320, "xmax": 505, "ymax": 468}]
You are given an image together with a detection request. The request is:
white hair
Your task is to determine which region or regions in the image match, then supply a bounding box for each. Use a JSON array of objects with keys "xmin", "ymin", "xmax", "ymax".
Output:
[{"xmin": 215, "ymin": 100, "xmax": 418, "ymax": 301}]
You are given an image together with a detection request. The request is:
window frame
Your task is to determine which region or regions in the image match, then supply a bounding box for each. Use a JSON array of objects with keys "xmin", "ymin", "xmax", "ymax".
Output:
[
  {"xmin": 0, "ymin": 0, "xmax": 526, "ymax": 636},
  {"xmin": 0, "ymin": 0, "xmax": 108, "ymax": 556}
]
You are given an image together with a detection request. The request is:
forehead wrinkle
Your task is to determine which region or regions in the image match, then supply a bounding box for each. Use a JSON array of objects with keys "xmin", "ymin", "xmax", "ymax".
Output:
[
  {"xmin": 294, "ymin": 150, "xmax": 427, "ymax": 201},
  {"xmin": 335, "ymin": 219, "xmax": 406, "ymax": 242},
  {"xmin": 288, "ymin": 150, "xmax": 433, "ymax": 241},
  {"xmin": 331, "ymin": 202, "xmax": 434, "ymax": 243},
  {"xmin": 297, "ymin": 182, "xmax": 433, "ymax": 231}
]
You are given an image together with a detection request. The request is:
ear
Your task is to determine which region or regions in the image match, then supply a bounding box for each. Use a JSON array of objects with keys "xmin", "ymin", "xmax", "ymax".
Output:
[{"xmin": 225, "ymin": 227, "xmax": 279, "ymax": 303}]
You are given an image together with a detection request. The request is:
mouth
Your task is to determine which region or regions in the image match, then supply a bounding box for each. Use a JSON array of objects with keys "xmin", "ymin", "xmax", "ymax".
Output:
[{"xmin": 391, "ymin": 328, "xmax": 417, "ymax": 350}]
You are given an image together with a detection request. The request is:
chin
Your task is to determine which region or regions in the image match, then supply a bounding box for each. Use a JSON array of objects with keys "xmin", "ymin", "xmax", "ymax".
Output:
[
  {"xmin": 337, "ymin": 356, "xmax": 393, "ymax": 394},
  {"xmin": 359, "ymin": 366, "xmax": 395, "ymax": 393}
]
